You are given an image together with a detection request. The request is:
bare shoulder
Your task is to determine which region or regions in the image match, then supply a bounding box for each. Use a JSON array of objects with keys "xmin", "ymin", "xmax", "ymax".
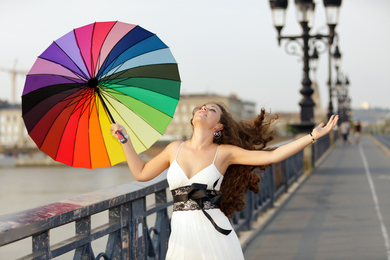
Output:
[
  {"xmin": 167, "ymin": 140, "xmax": 183, "ymax": 150},
  {"xmin": 163, "ymin": 140, "xmax": 183, "ymax": 159}
]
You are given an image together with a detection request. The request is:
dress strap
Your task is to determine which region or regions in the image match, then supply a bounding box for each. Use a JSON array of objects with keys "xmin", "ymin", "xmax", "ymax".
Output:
[
  {"xmin": 175, "ymin": 142, "xmax": 185, "ymax": 160},
  {"xmin": 212, "ymin": 145, "xmax": 220, "ymax": 164}
]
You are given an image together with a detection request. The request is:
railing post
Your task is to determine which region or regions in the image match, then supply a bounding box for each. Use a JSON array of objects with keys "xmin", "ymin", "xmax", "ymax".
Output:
[
  {"xmin": 130, "ymin": 198, "xmax": 146, "ymax": 260},
  {"xmin": 106, "ymin": 205, "xmax": 130, "ymax": 260},
  {"xmin": 329, "ymin": 129, "xmax": 335, "ymax": 146},
  {"xmin": 32, "ymin": 231, "xmax": 50, "ymax": 259},
  {"xmin": 74, "ymin": 216, "xmax": 92, "ymax": 260},
  {"xmin": 242, "ymin": 191, "xmax": 254, "ymax": 231},
  {"xmin": 303, "ymin": 143, "xmax": 314, "ymax": 174},
  {"xmin": 121, "ymin": 203, "xmax": 131, "ymax": 259},
  {"xmin": 282, "ymin": 160, "xmax": 288, "ymax": 192},
  {"xmin": 152, "ymin": 189, "xmax": 171, "ymax": 259},
  {"xmin": 269, "ymin": 167, "xmax": 275, "ymax": 208}
]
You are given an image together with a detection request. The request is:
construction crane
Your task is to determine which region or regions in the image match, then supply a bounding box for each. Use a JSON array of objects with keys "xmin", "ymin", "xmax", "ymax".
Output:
[{"xmin": 0, "ymin": 60, "xmax": 29, "ymax": 104}]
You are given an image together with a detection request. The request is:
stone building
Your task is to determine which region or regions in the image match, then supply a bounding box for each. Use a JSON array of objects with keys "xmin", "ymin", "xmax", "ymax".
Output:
[
  {"xmin": 0, "ymin": 101, "xmax": 35, "ymax": 151},
  {"xmin": 163, "ymin": 93, "xmax": 256, "ymax": 141}
]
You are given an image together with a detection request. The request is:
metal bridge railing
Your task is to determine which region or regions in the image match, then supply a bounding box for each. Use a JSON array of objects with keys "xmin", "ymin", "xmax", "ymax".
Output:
[{"xmin": 0, "ymin": 133, "xmax": 335, "ymax": 259}]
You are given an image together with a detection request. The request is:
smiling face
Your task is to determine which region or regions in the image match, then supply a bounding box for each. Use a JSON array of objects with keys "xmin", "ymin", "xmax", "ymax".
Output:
[{"xmin": 191, "ymin": 103, "xmax": 224, "ymax": 131}]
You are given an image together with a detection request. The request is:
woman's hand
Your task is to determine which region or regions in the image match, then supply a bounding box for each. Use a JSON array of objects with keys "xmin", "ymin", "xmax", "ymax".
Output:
[
  {"xmin": 110, "ymin": 123, "xmax": 128, "ymax": 140},
  {"xmin": 312, "ymin": 115, "xmax": 339, "ymax": 140}
]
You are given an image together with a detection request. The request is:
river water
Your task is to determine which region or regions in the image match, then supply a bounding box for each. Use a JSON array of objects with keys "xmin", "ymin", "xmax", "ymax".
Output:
[{"xmin": 0, "ymin": 164, "xmax": 155, "ymax": 259}]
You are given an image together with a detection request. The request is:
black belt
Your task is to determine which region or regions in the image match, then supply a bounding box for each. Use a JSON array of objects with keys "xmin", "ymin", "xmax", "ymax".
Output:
[{"xmin": 171, "ymin": 182, "xmax": 232, "ymax": 236}]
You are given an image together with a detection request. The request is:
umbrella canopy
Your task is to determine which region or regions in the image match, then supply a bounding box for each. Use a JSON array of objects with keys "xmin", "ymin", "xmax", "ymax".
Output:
[{"xmin": 22, "ymin": 21, "xmax": 181, "ymax": 169}]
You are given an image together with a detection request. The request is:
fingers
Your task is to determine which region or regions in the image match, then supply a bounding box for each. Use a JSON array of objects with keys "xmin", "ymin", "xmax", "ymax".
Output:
[
  {"xmin": 329, "ymin": 115, "xmax": 339, "ymax": 129},
  {"xmin": 110, "ymin": 123, "xmax": 120, "ymax": 133},
  {"xmin": 332, "ymin": 116, "xmax": 338, "ymax": 128},
  {"xmin": 110, "ymin": 123, "xmax": 127, "ymax": 138},
  {"xmin": 327, "ymin": 115, "xmax": 335, "ymax": 126},
  {"xmin": 325, "ymin": 115, "xmax": 338, "ymax": 128}
]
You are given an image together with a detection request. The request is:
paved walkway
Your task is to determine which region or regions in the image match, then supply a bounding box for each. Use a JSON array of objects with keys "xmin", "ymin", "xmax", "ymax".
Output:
[{"xmin": 244, "ymin": 136, "xmax": 390, "ymax": 260}]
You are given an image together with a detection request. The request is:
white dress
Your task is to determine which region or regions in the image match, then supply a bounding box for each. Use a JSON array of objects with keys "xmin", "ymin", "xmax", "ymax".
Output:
[{"xmin": 166, "ymin": 143, "xmax": 244, "ymax": 260}]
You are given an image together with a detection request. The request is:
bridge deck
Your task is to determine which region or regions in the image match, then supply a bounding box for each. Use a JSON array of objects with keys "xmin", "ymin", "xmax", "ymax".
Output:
[{"xmin": 244, "ymin": 135, "xmax": 390, "ymax": 260}]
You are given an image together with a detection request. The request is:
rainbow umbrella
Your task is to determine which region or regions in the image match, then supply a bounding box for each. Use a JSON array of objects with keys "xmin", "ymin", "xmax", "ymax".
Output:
[{"xmin": 22, "ymin": 21, "xmax": 181, "ymax": 169}]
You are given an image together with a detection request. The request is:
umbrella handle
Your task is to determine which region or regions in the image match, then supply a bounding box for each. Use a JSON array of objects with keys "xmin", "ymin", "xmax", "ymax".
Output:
[
  {"xmin": 96, "ymin": 89, "xmax": 128, "ymax": 144},
  {"xmin": 116, "ymin": 130, "xmax": 128, "ymax": 144}
]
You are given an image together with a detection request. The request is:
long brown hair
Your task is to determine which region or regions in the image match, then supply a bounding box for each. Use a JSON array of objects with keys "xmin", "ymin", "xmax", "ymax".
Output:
[{"xmin": 191, "ymin": 102, "xmax": 278, "ymax": 218}]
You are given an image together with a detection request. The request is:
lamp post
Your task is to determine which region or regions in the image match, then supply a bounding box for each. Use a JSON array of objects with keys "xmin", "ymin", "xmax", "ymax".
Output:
[
  {"xmin": 335, "ymin": 76, "xmax": 343, "ymax": 123},
  {"xmin": 269, "ymin": 0, "xmax": 342, "ymax": 133},
  {"xmin": 310, "ymin": 46, "xmax": 319, "ymax": 75},
  {"xmin": 336, "ymin": 72, "xmax": 350, "ymax": 123},
  {"xmin": 345, "ymin": 77, "xmax": 352, "ymax": 122},
  {"xmin": 327, "ymin": 43, "xmax": 342, "ymax": 119}
]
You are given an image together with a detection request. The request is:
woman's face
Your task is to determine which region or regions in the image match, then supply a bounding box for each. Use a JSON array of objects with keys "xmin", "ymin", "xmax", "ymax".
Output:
[{"xmin": 193, "ymin": 103, "xmax": 224, "ymax": 130}]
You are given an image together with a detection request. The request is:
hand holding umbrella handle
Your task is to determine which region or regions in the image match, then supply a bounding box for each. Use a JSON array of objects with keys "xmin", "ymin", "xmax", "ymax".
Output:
[
  {"xmin": 110, "ymin": 124, "xmax": 129, "ymax": 144},
  {"xmin": 117, "ymin": 130, "xmax": 129, "ymax": 144}
]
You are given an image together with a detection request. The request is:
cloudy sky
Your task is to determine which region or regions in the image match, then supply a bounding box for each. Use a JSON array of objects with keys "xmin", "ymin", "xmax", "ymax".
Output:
[{"xmin": 0, "ymin": 0, "xmax": 389, "ymax": 112}]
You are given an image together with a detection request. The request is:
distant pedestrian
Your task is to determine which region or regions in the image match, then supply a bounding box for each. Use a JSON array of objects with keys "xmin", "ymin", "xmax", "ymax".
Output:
[
  {"xmin": 340, "ymin": 120, "xmax": 350, "ymax": 145},
  {"xmin": 354, "ymin": 121, "xmax": 362, "ymax": 144}
]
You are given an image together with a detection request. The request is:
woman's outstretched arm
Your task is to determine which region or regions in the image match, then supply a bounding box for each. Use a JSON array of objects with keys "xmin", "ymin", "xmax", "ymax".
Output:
[
  {"xmin": 225, "ymin": 115, "xmax": 339, "ymax": 167},
  {"xmin": 110, "ymin": 123, "xmax": 174, "ymax": 182}
]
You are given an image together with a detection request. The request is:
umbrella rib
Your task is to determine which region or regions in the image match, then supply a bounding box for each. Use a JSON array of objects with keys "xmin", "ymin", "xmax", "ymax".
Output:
[
  {"xmin": 82, "ymin": 89, "xmax": 97, "ymax": 168},
  {"xmin": 99, "ymin": 60, "xmax": 177, "ymax": 83},
  {"xmin": 98, "ymin": 33, "xmax": 156, "ymax": 79},
  {"xmin": 102, "ymin": 85, "xmax": 176, "ymax": 122},
  {"xmin": 53, "ymin": 88, "xmax": 91, "ymax": 163},
  {"xmin": 100, "ymin": 89, "xmax": 149, "ymax": 150},
  {"xmin": 99, "ymin": 89, "xmax": 148, "ymax": 150},
  {"xmin": 27, "ymin": 71, "xmax": 87, "ymax": 86},
  {"xmin": 99, "ymin": 63, "xmax": 181, "ymax": 89},
  {"xmin": 51, "ymin": 42, "xmax": 90, "ymax": 80},
  {"xmin": 73, "ymin": 31, "xmax": 93, "ymax": 79},
  {"xmin": 104, "ymin": 78, "xmax": 179, "ymax": 102},
  {"xmin": 60, "ymin": 87, "xmax": 89, "ymax": 110},
  {"xmin": 34, "ymin": 87, "xmax": 86, "ymax": 160},
  {"xmin": 99, "ymin": 56, "xmax": 130, "ymax": 79},
  {"xmin": 101, "ymin": 86, "xmax": 173, "ymax": 125},
  {"xmin": 87, "ymin": 95, "xmax": 95, "ymax": 167},
  {"xmin": 94, "ymin": 21, "xmax": 121, "ymax": 78},
  {"xmin": 69, "ymin": 88, "xmax": 94, "ymax": 167},
  {"xmin": 90, "ymin": 22, "xmax": 96, "ymax": 77},
  {"xmin": 92, "ymin": 93, "xmax": 115, "ymax": 165},
  {"xmin": 27, "ymin": 86, "xmax": 86, "ymax": 133}
]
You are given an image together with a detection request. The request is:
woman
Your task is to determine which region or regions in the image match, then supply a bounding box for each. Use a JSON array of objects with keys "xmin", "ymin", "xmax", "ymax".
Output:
[{"xmin": 110, "ymin": 103, "xmax": 338, "ymax": 260}]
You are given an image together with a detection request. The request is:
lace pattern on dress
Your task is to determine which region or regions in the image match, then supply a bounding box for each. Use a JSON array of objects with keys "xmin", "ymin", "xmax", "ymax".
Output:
[{"xmin": 172, "ymin": 186, "xmax": 219, "ymax": 212}]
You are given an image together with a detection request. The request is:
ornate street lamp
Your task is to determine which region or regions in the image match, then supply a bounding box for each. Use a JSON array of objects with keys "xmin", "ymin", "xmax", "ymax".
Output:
[
  {"xmin": 294, "ymin": 0, "xmax": 316, "ymax": 28},
  {"xmin": 344, "ymin": 75, "xmax": 350, "ymax": 94},
  {"xmin": 327, "ymin": 43, "xmax": 342, "ymax": 119},
  {"xmin": 269, "ymin": 0, "xmax": 288, "ymax": 44},
  {"xmin": 310, "ymin": 46, "xmax": 319, "ymax": 72},
  {"xmin": 343, "ymin": 75, "xmax": 351, "ymax": 122},
  {"xmin": 333, "ymin": 44, "xmax": 342, "ymax": 70},
  {"xmin": 324, "ymin": 0, "xmax": 342, "ymax": 44},
  {"xmin": 269, "ymin": 0, "xmax": 342, "ymax": 133},
  {"xmin": 336, "ymin": 72, "xmax": 351, "ymax": 123},
  {"xmin": 324, "ymin": 1, "xmax": 342, "ymax": 121},
  {"xmin": 335, "ymin": 77, "xmax": 344, "ymax": 124}
]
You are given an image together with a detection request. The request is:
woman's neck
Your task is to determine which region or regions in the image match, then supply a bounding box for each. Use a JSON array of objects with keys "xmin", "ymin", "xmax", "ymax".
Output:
[{"xmin": 189, "ymin": 128, "xmax": 214, "ymax": 150}]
